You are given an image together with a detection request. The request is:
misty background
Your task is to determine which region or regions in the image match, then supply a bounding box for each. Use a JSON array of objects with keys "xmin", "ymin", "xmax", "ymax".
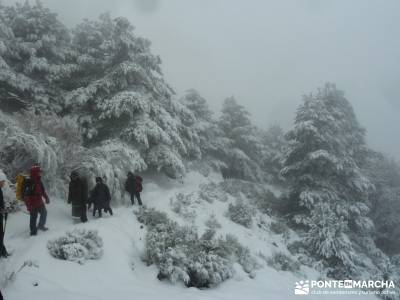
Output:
[{"xmin": 4, "ymin": 0, "xmax": 399, "ymax": 159}]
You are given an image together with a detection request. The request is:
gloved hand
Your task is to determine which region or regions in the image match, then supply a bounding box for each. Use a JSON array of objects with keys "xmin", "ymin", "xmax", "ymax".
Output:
[
  {"xmin": 45, "ymin": 196, "xmax": 50, "ymax": 204},
  {"xmin": 87, "ymin": 203, "xmax": 91, "ymax": 210}
]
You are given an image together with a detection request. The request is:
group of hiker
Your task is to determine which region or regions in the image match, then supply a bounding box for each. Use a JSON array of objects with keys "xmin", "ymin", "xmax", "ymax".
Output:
[
  {"xmin": 68, "ymin": 172, "xmax": 115, "ymax": 222},
  {"xmin": 68, "ymin": 170, "xmax": 143, "ymax": 222},
  {"xmin": 0, "ymin": 165, "xmax": 144, "ymax": 259}
]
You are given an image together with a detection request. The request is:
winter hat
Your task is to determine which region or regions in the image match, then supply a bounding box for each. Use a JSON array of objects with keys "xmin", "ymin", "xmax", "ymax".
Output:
[
  {"xmin": 30, "ymin": 165, "xmax": 42, "ymax": 181},
  {"xmin": 71, "ymin": 170, "xmax": 80, "ymax": 178},
  {"xmin": 0, "ymin": 169, "xmax": 7, "ymax": 182}
]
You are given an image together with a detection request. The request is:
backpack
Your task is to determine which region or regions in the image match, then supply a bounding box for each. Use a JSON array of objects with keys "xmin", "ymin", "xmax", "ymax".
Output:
[
  {"xmin": 22, "ymin": 177, "xmax": 35, "ymax": 198},
  {"xmin": 134, "ymin": 176, "xmax": 143, "ymax": 192},
  {"xmin": 16, "ymin": 174, "xmax": 32, "ymax": 200}
]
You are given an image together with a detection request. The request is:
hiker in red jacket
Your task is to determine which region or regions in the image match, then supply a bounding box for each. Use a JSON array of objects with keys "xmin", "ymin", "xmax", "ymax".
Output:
[
  {"xmin": 124, "ymin": 172, "xmax": 143, "ymax": 206},
  {"xmin": 26, "ymin": 165, "xmax": 50, "ymax": 236}
]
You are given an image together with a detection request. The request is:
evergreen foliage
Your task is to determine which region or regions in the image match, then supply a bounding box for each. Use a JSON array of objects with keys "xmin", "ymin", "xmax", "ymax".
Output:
[
  {"xmin": 365, "ymin": 151, "xmax": 400, "ymax": 255},
  {"xmin": 47, "ymin": 229, "xmax": 103, "ymax": 264},
  {"xmin": 0, "ymin": 2, "xmax": 279, "ymax": 182},
  {"xmin": 226, "ymin": 201, "xmax": 254, "ymax": 228},
  {"xmin": 137, "ymin": 207, "xmax": 257, "ymax": 287},
  {"xmin": 281, "ymin": 83, "xmax": 380, "ymax": 277},
  {"xmin": 216, "ymin": 97, "xmax": 264, "ymax": 181},
  {"xmin": 267, "ymin": 252, "xmax": 300, "ymax": 272},
  {"xmin": 0, "ymin": 2, "xmax": 398, "ymax": 291}
]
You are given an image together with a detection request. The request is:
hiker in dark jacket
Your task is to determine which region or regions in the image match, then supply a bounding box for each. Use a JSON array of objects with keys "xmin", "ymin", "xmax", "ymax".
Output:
[
  {"xmin": 89, "ymin": 177, "xmax": 112, "ymax": 217},
  {"xmin": 26, "ymin": 165, "xmax": 50, "ymax": 236},
  {"xmin": 68, "ymin": 171, "xmax": 88, "ymax": 223},
  {"xmin": 0, "ymin": 173, "xmax": 9, "ymax": 258},
  {"xmin": 124, "ymin": 172, "xmax": 143, "ymax": 206}
]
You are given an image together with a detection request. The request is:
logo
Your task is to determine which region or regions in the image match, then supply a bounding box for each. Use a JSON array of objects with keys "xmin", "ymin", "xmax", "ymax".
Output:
[
  {"xmin": 294, "ymin": 279, "xmax": 396, "ymax": 296},
  {"xmin": 295, "ymin": 280, "xmax": 310, "ymax": 295}
]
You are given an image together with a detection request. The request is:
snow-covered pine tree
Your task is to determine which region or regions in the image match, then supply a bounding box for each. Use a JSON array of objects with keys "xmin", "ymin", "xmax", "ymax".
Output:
[
  {"xmin": 216, "ymin": 97, "xmax": 264, "ymax": 181},
  {"xmin": 0, "ymin": 2, "xmax": 194, "ymax": 179},
  {"xmin": 281, "ymin": 83, "xmax": 376, "ymax": 277},
  {"xmin": 259, "ymin": 124, "xmax": 287, "ymax": 184},
  {"xmin": 179, "ymin": 89, "xmax": 227, "ymax": 171},
  {"xmin": 0, "ymin": 1, "xmax": 72, "ymax": 112},
  {"xmin": 365, "ymin": 151, "xmax": 400, "ymax": 255},
  {"xmin": 63, "ymin": 13, "xmax": 187, "ymax": 178},
  {"xmin": 177, "ymin": 89, "xmax": 207, "ymax": 160},
  {"xmin": 0, "ymin": 109, "xmax": 82, "ymax": 197}
]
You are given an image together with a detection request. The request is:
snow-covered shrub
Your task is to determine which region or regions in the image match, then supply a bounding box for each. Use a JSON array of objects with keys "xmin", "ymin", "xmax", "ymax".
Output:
[
  {"xmin": 254, "ymin": 214, "xmax": 270, "ymax": 232},
  {"xmin": 205, "ymin": 214, "xmax": 222, "ymax": 229},
  {"xmin": 47, "ymin": 229, "xmax": 103, "ymax": 264},
  {"xmin": 217, "ymin": 234, "xmax": 259, "ymax": 275},
  {"xmin": 287, "ymin": 240, "xmax": 314, "ymax": 267},
  {"xmin": 287, "ymin": 240, "xmax": 306, "ymax": 256},
  {"xmin": 253, "ymin": 189, "xmax": 279, "ymax": 214},
  {"xmin": 170, "ymin": 193, "xmax": 191, "ymax": 212},
  {"xmin": 138, "ymin": 209, "xmax": 236, "ymax": 288},
  {"xmin": 0, "ymin": 169, "xmax": 19, "ymax": 213},
  {"xmin": 198, "ymin": 182, "xmax": 228, "ymax": 203},
  {"xmin": 185, "ymin": 252, "xmax": 233, "ymax": 287},
  {"xmin": 144, "ymin": 220, "xmax": 234, "ymax": 288},
  {"xmin": 226, "ymin": 201, "xmax": 254, "ymax": 228},
  {"xmin": 134, "ymin": 207, "xmax": 169, "ymax": 228},
  {"xmin": 269, "ymin": 220, "xmax": 288, "ymax": 235},
  {"xmin": 170, "ymin": 193, "xmax": 197, "ymax": 220},
  {"xmin": 267, "ymin": 252, "xmax": 300, "ymax": 272},
  {"xmin": 219, "ymin": 179, "xmax": 247, "ymax": 198},
  {"xmin": 219, "ymin": 179, "xmax": 256, "ymax": 199},
  {"xmin": 392, "ymin": 255, "xmax": 400, "ymax": 267},
  {"xmin": 3, "ymin": 198, "xmax": 20, "ymax": 213}
]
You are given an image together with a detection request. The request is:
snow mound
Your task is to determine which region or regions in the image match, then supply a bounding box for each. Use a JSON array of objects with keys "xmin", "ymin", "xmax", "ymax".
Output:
[{"xmin": 47, "ymin": 229, "xmax": 103, "ymax": 264}]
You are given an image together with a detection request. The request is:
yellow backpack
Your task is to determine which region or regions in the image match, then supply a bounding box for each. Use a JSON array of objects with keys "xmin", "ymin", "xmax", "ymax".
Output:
[{"xmin": 15, "ymin": 174, "xmax": 27, "ymax": 201}]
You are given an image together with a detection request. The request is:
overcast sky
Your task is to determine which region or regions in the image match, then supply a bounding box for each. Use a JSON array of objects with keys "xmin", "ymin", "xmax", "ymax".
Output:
[{"xmin": 5, "ymin": 0, "xmax": 400, "ymax": 159}]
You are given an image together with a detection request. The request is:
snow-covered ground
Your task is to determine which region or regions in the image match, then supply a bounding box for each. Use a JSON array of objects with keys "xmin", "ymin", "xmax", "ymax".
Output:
[{"xmin": 1, "ymin": 172, "xmax": 377, "ymax": 300}]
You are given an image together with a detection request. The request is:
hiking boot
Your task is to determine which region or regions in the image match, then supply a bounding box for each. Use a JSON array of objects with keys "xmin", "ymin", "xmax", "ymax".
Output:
[
  {"xmin": 38, "ymin": 226, "xmax": 49, "ymax": 231},
  {"xmin": 30, "ymin": 231, "xmax": 37, "ymax": 236},
  {"xmin": 0, "ymin": 248, "xmax": 9, "ymax": 258}
]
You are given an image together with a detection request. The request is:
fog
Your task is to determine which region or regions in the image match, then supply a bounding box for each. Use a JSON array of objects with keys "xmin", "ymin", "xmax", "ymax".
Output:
[{"xmin": 5, "ymin": 0, "xmax": 399, "ymax": 159}]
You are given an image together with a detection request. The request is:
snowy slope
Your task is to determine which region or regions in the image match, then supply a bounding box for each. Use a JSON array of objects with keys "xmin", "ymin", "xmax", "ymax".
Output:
[{"xmin": 1, "ymin": 172, "xmax": 378, "ymax": 300}]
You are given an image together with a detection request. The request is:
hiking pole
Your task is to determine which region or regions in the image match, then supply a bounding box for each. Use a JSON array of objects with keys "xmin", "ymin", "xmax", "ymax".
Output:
[
  {"xmin": 0, "ymin": 211, "xmax": 4, "ymax": 250},
  {"xmin": 3, "ymin": 212, "xmax": 7, "ymax": 236},
  {"xmin": 1, "ymin": 210, "xmax": 5, "ymax": 238},
  {"xmin": 1, "ymin": 211, "xmax": 7, "ymax": 257}
]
